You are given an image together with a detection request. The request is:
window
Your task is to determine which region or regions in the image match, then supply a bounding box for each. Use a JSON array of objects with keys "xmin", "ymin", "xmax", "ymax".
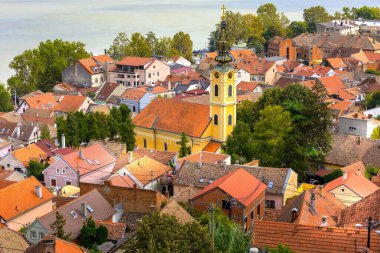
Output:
[
  {"xmin": 164, "ymin": 143, "xmax": 168, "ymax": 151},
  {"xmin": 70, "ymin": 211, "xmax": 78, "ymax": 218},
  {"xmin": 39, "ymin": 232, "xmax": 44, "ymax": 239},
  {"xmin": 228, "ymin": 85, "xmax": 232, "ymax": 97},
  {"xmin": 222, "ymin": 200, "xmax": 230, "ymax": 210},
  {"xmin": 214, "ymin": 114, "xmax": 218, "ymax": 125},
  {"xmin": 143, "ymin": 139, "xmax": 147, "ymax": 148},
  {"xmin": 31, "ymin": 231, "xmax": 37, "ymax": 239},
  {"xmin": 214, "ymin": 85, "xmax": 219, "ymax": 97},
  {"xmin": 228, "ymin": 115, "xmax": 232, "ymax": 125},
  {"xmin": 265, "ymin": 200, "xmax": 275, "ymax": 209},
  {"xmin": 133, "ymin": 106, "xmax": 136, "ymax": 112},
  {"xmin": 199, "ymin": 178, "xmax": 205, "ymax": 183},
  {"xmin": 7, "ymin": 164, "xmax": 10, "ymax": 168},
  {"xmin": 56, "ymin": 168, "xmax": 60, "ymax": 174},
  {"xmin": 62, "ymin": 169, "xmax": 66, "ymax": 174},
  {"xmin": 51, "ymin": 179, "xmax": 57, "ymax": 187},
  {"xmin": 341, "ymin": 188, "xmax": 345, "ymax": 192},
  {"xmin": 349, "ymin": 126, "xmax": 357, "ymax": 131},
  {"xmin": 66, "ymin": 181, "xmax": 72, "ymax": 186}
]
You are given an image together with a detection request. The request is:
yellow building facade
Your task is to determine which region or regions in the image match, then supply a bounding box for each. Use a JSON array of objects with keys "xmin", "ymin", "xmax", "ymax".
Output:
[{"xmin": 133, "ymin": 9, "xmax": 236, "ymax": 154}]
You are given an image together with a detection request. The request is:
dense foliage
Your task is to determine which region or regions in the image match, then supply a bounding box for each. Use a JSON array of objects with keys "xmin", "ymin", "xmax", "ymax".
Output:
[
  {"xmin": 177, "ymin": 132, "xmax": 191, "ymax": 158},
  {"xmin": 56, "ymin": 104, "xmax": 135, "ymax": 150},
  {"xmin": 80, "ymin": 217, "xmax": 108, "ymax": 249},
  {"xmin": 50, "ymin": 211, "xmax": 71, "ymax": 240},
  {"xmin": 365, "ymin": 166, "xmax": 379, "ymax": 180},
  {"xmin": 268, "ymin": 244, "xmax": 296, "ymax": 253},
  {"xmin": 27, "ymin": 160, "xmax": 49, "ymax": 181},
  {"xmin": 303, "ymin": 6, "xmax": 332, "ymax": 32},
  {"xmin": 124, "ymin": 213, "xmax": 212, "ymax": 253},
  {"xmin": 224, "ymin": 83, "xmax": 332, "ymax": 178},
  {"xmin": 7, "ymin": 39, "xmax": 89, "ymax": 95},
  {"xmin": 322, "ymin": 169, "xmax": 343, "ymax": 184},
  {"xmin": 365, "ymin": 91, "xmax": 380, "ymax": 109},
  {"xmin": 342, "ymin": 6, "xmax": 380, "ymax": 20},
  {"xmin": 0, "ymin": 83, "xmax": 14, "ymax": 112},
  {"xmin": 108, "ymin": 31, "xmax": 193, "ymax": 61}
]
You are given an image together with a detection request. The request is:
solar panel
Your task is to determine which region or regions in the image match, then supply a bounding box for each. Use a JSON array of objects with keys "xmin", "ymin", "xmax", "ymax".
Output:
[{"xmin": 86, "ymin": 205, "xmax": 94, "ymax": 213}]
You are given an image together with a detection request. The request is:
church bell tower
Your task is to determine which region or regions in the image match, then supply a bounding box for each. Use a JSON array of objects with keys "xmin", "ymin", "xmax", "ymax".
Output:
[{"xmin": 210, "ymin": 4, "xmax": 237, "ymax": 143}]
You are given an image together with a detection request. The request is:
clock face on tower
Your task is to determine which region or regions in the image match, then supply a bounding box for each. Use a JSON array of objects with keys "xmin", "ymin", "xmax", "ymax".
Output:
[
  {"xmin": 214, "ymin": 72, "xmax": 220, "ymax": 79},
  {"xmin": 228, "ymin": 72, "xmax": 233, "ymax": 79}
]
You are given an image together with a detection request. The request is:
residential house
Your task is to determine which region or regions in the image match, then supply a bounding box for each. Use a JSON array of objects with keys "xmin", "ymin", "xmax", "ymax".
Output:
[
  {"xmin": 0, "ymin": 226, "xmax": 30, "ymax": 252},
  {"xmin": 175, "ymin": 151, "xmax": 230, "ymax": 169},
  {"xmin": 26, "ymin": 235, "xmax": 87, "ymax": 253},
  {"xmin": 87, "ymin": 140, "xmax": 126, "ymax": 158},
  {"xmin": 159, "ymin": 199, "xmax": 196, "ymax": 224},
  {"xmin": 317, "ymin": 21, "xmax": 359, "ymax": 35},
  {"xmin": 12, "ymin": 143, "xmax": 48, "ymax": 168},
  {"xmin": 87, "ymin": 104, "xmax": 111, "ymax": 115},
  {"xmin": 0, "ymin": 168, "xmax": 25, "ymax": 182},
  {"xmin": 52, "ymin": 82, "xmax": 81, "ymax": 95},
  {"xmin": 236, "ymin": 81, "xmax": 263, "ymax": 94},
  {"xmin": 55, "ymin": 95, "xmax": 94, "ymax": 114},
  {"xmin": 175, "ymin": 162, "xmax": 298, "ymax": 211},
  {"xmin": 267, "ymin": 36, "xmax": 297, "ymax": 61},
  {"xmin": 338, "ymin": 189, "xmax": 379, "ymax": 228},
  {"xmin": 0, "ymin": 153, "xmax": 26, "ymax": 174},
  {"xmin": 119, "ymin": 88, "xmax": 149, "ymax": 114},
  {"xmin": 0, "ymin": 137, "xmax": 11, "ymax": 158},
  {"xmin": 319, "ymin": 75, "xmax": 352, "ymax": 100},
  {"xmin": 62, "ymin": 54, "xmax": 115, "ymax": 87},
  {"xmin": 191, "ymin": 168, "xmax": 267, "ymax": 231},
  {"xmin": 276, "ymin": 188, "xmax": 346, "ymax": 226},
  {"xmin": 0, "ymin": 177, "xmax": 54, "ymax": 230},
  {"xmin": 324, "ymin": 134, "xmax": 380, "ymax": 169},
  {"xmin": 0, "ymin": 119, "xmax": 18, "ymax": 137},
  {"xmin": 24, "ymin": 189, "xmax": 117, "ymax": 244},
  {"xmin": 109, "ymin": 57, "xmax": 170, "ymax": 87},
  {"xmin": 252, "ymin": 220, "xmax": 380, "ymax": 253},
  {"xmin": 94, "ymin": 82, "xmax": 127, "ymax": 104},
  {"xmin": 236, "ymin": 58, "xmax": 276, "ymax": 85},
  {"xmin": 326, "ymin": 58, "xmax": 349, "ymax": 71},
  {"xmin": 11, "ymin": 122, "xmax": 42, "ymax": 144},
  {"xmin": 17, "ymin": 90, "xmax": 44, "ymax": 107},
  {"xmin": 94, "ymin": 220, "xmax": 127, "ymax": 243},
  {"xmin": 340, "ymin": 161, "xmax": 366, "ymax": 174},
  {"xmin": 16, "ymin": 93, "xmax": 58, "ymax": 114},
  {"xmin": 43, "ymin": 143, "xmax": 116, "ymax": 188},
  {"xmin": 168, "ymin": 56, "xmax": 191, "ymax": 67},
  {"xmin": 324, "ymin": 171, "xmax": 378, "ymax": 206},
  {"xmin": 338, "ymin": 112, "xmax": 380, "ymax": 138},
  {"xmin": 364, "ymin": 106, "xmax": 380, "ymax": 118}
]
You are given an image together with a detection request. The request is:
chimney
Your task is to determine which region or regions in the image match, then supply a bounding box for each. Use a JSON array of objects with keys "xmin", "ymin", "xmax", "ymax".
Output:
[
  {"xmin": 319, "ymin": 185, "xmax": 324, "ymax": 198},
  {"xmin": 35, "ymin": 185, "xmax": 42, "ymax": 198},
  {"xmin": 128, "ymin": 151, "xmax": 133, "ymax": 164},
  {"xmin": 357, "ymin": 136, "xmax": 361, "ymax": 145},
  {"xmin": 73, "ymin": 61, "xmax": 78, "ymax": 76},
  {"xmin": 61, "ymin": 134, "xmax": 66, "ymax": 148},
  {"xmin": 168, "ymin": 81, "xmax": 172, "ymax": 91},
  {"xmin": 368, "ymin": 114, "xmax": 373, "ymax": 119},
  {"xmin": 291, "ymin": 208, "xmax": 298, "ymax": 222},
  {"xmin": 310, "ymin": 191, "xmax": 316, "ymax": 214},
  {"xmin": 342, "ymin": 172, "xmax": 348, "ymax": 181},
  {"xmin": 104, "ymin": 48, "xmax": 107, "ymax": 55},
  {"xmin": 321, "ymin": 215, "xmax": 328, "ymax": 227},
  {"xmin": 197, "ymin": 161, "xmax": 203, "ymax": 169},
  {"xmin": 57, "ymin": 189, "xmax": 62, "ymax": 197},
  {"xmin": 354, "ymin": 113, "xmax": 358, "ymax": 118},
  {"xmin": 79, "ymin": 149, "xmax": 84, "ymax": 160},
  {"xmin": 81, "ymin": 202, "xmax": 87, "ymax": 217}
]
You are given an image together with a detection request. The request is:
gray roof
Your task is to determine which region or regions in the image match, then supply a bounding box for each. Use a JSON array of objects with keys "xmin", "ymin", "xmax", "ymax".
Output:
[
  {"xmin": 176, "ymin": 161, "xmax": 292, "ymax": 195},
  {"xmin": 37, "ymin": 189, "xmax": 116, "ymax": 239}
]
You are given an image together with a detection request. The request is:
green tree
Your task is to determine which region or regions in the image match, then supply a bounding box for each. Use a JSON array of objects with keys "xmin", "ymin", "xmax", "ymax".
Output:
[
  {"xmin": 66, "ymin": 113, "xmax": 80, "ymax": 147},
  {"xmin": 268, "ymin": 244, "xmax": 296, "ymax": 253},
  {"xmin": 80, "ymin": 217, "xmax": 98, "ymax": 248},
  {"xmin": 371, "ymin": 126, "xmax": 380, "ymax": 139},
  {"xmin": 171, "ymin": 32, "xmax": 193, "ymax": 62},
  {"xmin": 50, "ymin": 211, "xmax": 71, "ymax": 240},
  {"xmin": 323, "ymin": 169, "xmax": 343, "ymax": 183},
  {"xmin": 40, "ymin": 124, "xmax": 51, "ymax": 140},
  {"xmin": 108, "ymin": 32, "xmax": 130, "ymax": 60},
  {"xmin": 365, "ymin": 166, "xmax": 379, "ymax": 180},
  {"xmin": 125, "ymin": 32, "xmax": 152, "ymax": 57},
  {"xmin": 156, "ymin": 37, "xmax": 174, "ymax": 56},
  {"xmin": 355, "ymin": 6, "xmax": 380, "ymax": 19},
  {"xmin": 8, "ymin": 39, "xmax": 89, "ymax": 94},
  {"xmin": 27, "ymin": 160, "xmax": 48, "ymax": 181},
  {"xmin": 0, "ymin": 83, "xmax": 14, "ymax": 112},
  {"xmin": 252, "ymin": 105, "xmax": 293, "ymax": 167},
  {"xmin": 303, "ymin": 6, "xmax": 332, "ymax": 32},
  {"xmin": 286, "ymin": 21, "xmax": 308, "ymax": 38},
  {"xmin": 224, "ymin": 121, "xmax": 255, "ymax": 164},
  {"xmin": 177, "ymin": 132, "xmax": 190, "ymax": 158},
  {"xmin": 124, "ymin": 213, "xmax": 211, "ymax": 253},
  {"xmin": 95, "ymin": 225, "xmax": 108, "ymax": 245},
  {"xmin": 257, "ymin": 3, "xmax": 287, "ymax": 40},
  {"xmin": 145, "ymin": 32, "xmax": 158, "ymax": 55},
  {"xmin": 365, "ymin": 91, "xmax": 380, "ymax": 109},
  {"xmin": 199, "ymin": 208, "xmax": 251, "ymax": 253}
]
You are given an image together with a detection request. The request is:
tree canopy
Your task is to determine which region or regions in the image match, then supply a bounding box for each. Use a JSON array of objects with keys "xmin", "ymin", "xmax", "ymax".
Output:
[
  {"xmin": 7, "ymin": 39, "xmax": 89, "ymax": 95},
  {"xmin": 286, "ymin": 21, "xmax": 308, "ymax": 38},
  {"xmin": 27, "ymin": 160, "xmax": 49, "ymax": 181},
  {"xmin": 50, "ymin": 211, "xmax": 71, "ymax": 240},
  {"xmin": 366, "ymin": 91, "xmax": 380, "ymax": 109},
  {"xmin": 80, "ymin": 217, "xmax": 108, "ymax": 249},
  {"xmin": 303, "ymin": 6, "xmax": 332, "ymax": 32},
  {"xmin": 0, "ymin": 83, "xmax": 14, "ymax": 112}
]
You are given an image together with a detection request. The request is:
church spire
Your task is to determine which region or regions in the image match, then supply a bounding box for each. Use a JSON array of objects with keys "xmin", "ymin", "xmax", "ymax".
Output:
[{"xmin": 215, "ymin": 4, "xmax": 232, "ymax": 67}]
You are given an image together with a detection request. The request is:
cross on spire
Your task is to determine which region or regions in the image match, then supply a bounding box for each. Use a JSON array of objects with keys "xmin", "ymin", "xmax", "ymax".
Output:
[{"xmin": 221, "ymin": 4, "xmax": 226, "ymax": 20}]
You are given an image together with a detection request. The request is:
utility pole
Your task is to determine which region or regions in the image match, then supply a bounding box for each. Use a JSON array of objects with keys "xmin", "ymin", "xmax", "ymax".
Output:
[{"xmin": 209, "ymin": 203, "xmax": 215, "ymax": 253}]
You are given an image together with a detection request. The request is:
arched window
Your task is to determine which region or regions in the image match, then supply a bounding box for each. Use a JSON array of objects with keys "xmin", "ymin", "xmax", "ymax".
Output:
[
  {"xmin": 228, "ymin": 85, "xmax": 232, "ymax": 97},
  {"xmin": 228, "ymin": 115, "xmax": 232, "ymax": 125},
  {"xmin": 214, "ymin": 114, "xmax": 218, "ymax": 125},
  {"xmin": 164, "ymin": 143, "xmax": 168, "ymax": 151},
  {"xmin": 143, "ymin": 139, "xmax": 147, "ymax": 148},
  {"xmin": 214, "ymin": 85, "xmax": 219, "ymax": 97}
]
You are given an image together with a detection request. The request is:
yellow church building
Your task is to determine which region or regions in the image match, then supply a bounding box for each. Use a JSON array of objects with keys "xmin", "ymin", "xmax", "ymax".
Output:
[{"xmin": 133, "ymin": 9, "xmax": 236, "ymax": 154}]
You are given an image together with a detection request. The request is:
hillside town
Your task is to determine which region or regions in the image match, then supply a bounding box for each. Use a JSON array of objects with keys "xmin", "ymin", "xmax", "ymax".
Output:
[{"xmin": 0, "ymin": 2, "xmax": 380, "ymax": 253}]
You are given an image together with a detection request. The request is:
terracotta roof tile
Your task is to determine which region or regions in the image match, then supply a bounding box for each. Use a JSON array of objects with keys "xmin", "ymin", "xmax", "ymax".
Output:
[
  {"xmin": 253, "ymin": 220, "xmax": 380, "ymax": 253},
  {"xmin": 191, "ymin": 168, "xmax": 267, "ymax": 207},
  {"xmin": 26, "ymin": 236, "xmax": 86, "ymax": 253},
  {"xmin": 0, "ymin": 177, "xmax": 54, "ymax": 220},
  {"xmin": 133, "ymin": 98, "xmax": 211, "ymax": 137},
  {"xmin": 55, "ymin": 95, "xmax": 91, "ymax": 113},
  {"xmin": 12, "ymin": 143, "xmax": 47, "ymax": 167},
  {"xmin": 327, "ymin": 58, "xmax": 348, "ymax": 69},
  {"xmin": 95, "ymin": 220, "xmax": 127, "ymax": 240},
  {"xmin": 117, "ymin": 56, "xmax": 153, "ymax": 66},
  {"xmin": 0, "ymin": 169, "xmax": 16, "ymax": 181},
  {"xmin": 107, "ymin": 174, "xmax": 135, "ymax": 188},
  {"xmin": 35, "ymin": 139, "xmax": 57, "ymax": 157},
  {"xmin": 96, "ymin": 82, "xmax": 121, "ymax": 102},
  {"xmin": 160, "ymin": 199, "xmax": 196, "ymax": 224},
  {"xmin": 24, "ymin": 93, "xmax": 58, "ymax": 110},
  {"xmin": 364, "ymin": 52, "xmax": 380, "ymax": 62},
  {"xmin": 319, "ymin": 75, "xmax": 346, "ymax": 96},
  {"xmin": 237, "ymin": 59, "xmax": 275, "ymax": 75},
  {"xmin": 341, "ymin": 161, "xmax": 366, "ymax": 174},
  {"xmin": 121, "ymin": 89, "xmax": 146, "ymax": 101},
  {"xmin": 324, "ymin": 171, "xmax": 378, "ymax": 198},
  {"xmin": 0, "ymin": 179, "xmax": 15, "ymax": 190},
  {"xmin": 52, "ymin": 196, "xmax": 76, "ymax": 208},
  {"xmin": 203, "ymin": 141, "xmax": 222, "ymax": 153},
  {"xmin": 0, "ymin": 227, "xmax": 29, "ymax": 252},
  {"xmin": 237, "ymin": 81, "xmax": 259, "ymax": 92},
  {"xmin": 177, "ymin": 151, "xmax": 229, "ymax": 167}
]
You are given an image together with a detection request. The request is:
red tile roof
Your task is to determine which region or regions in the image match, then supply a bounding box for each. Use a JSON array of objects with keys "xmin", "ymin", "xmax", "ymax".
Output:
[
  {"xmin": 324, "ymin": 172, "xmax": 379, "ymax": 198},
  {"xmin": 107, "ymin": 174, "xmax": 135, "ymax": 188},
  {"xmin": 252, "ymin": 220, "xmax": 380, "ymax": 253},
  {"xmin": 177, "ymin": 151, "xmax": 229, "ymax": 167},
  {"xmin": 191, "ymin": 168, "xmax": 267, "ymax": 207},
  {"xmin": 203, "ymin": 141, "xmax": 222, "ymax": 153},
  {"xmin": 319, "ymin": 75, "xmax": 347, "ymax": 96},
  {"xmin": 0, "ymin": 177, "xmax": 54, "ymax": 220},
  {"xmin": 95, "ymin": 220, "xmax": 127, "ymax": 240},
  {"xmin": 237, "ymin": 81, "xmax": 259, "ymax": 92},
  {"xmin": 341, "ymin": 161, "xmax": 366, "ymax": 174},
  {"xmin": 117, "ymin": 56, "xmax": 153, "ymax": 66},
  {"xmin": 133, "ymin": 98, "xmax": 211, "ymax": 138},
  {"xmin": 55, "ymin": 95, "xmax": 89, "ymax": 113},
  {"xmin": 60, "ymin": 143, "xmax": 116, "ymax": 175},
  {"xmin": 24, "ymin": 93, "xmax": 58, "ymax": 110},
  {"xmin": 121, "ymin": 89, "xmax": 147, "ymax": 101},
  {"xmin": 78, "ymin": 55, "xmax": 114, "ymax": 75},
  {"xmin": 327, "ymin": 58, "xmax": 348, "ymax": 69},
  {"xmin": 0, "ymin": 180, "xmax": 15, "ymax": 190},
  {"xmin": 364, "ymin": 52, "xmax": 380, "ymax": 62}
]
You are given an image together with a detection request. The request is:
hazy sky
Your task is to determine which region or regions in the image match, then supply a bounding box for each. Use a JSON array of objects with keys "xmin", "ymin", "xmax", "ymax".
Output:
[{"xmin": 1, "ymin": 0, "xmax": 379, "ymax": 83}]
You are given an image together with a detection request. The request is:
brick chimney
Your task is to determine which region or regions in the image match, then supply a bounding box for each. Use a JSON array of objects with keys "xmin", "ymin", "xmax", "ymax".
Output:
[
  {"xmin": 310, "ymin": 191, "xmax": 316, "ymax": 214},
  {"xmin": 81, "ymin": 202, "xmax": 87, "ymax": 218}
]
